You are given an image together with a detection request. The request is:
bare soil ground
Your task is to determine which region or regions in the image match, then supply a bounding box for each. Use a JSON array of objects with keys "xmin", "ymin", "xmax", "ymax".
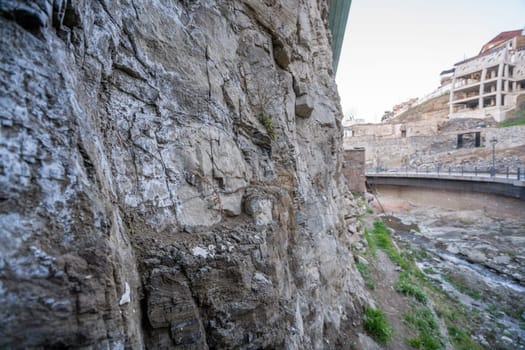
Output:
[{"xmin": 358, "ymin": 215, "xmax": 416, "ymax": 350}]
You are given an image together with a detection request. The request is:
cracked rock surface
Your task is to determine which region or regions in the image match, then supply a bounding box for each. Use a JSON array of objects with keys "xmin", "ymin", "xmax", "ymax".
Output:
[{"xmin": 0, "ymin": 1, "xmax": 366, "ymax": 348}]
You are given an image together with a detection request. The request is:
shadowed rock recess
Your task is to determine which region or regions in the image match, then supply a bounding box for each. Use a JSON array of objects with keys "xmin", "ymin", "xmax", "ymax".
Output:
[{"xmin": 0, "ymin": 1, "xmax": 366, "ymax": 348}]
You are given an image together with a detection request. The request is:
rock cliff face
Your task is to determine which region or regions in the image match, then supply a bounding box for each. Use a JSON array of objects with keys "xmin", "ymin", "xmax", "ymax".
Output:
[{"xmin": 0, "ymin": 1, "xmax": 365, "ymax": 348}]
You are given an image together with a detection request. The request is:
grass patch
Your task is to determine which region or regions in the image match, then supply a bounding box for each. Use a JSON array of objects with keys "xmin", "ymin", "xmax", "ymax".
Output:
[
  {"xmin": 258, "ymin": 113, "xmax": 275, "ymax": 139},
  {"xmin": 363, "ymin": 227, "xmax": 377, "ymax": 258},
  {"xmin": 364, "ymin": 306, "xmax": 393, "ymax": 343},
  {"xmin": 356, "ymin": 261, "xmax": 375, "ymax": 290},
  {"xmin": 498, "ymin": 97, "xmax": 525, "ymax": 126},
  {"xmin": 423, "ymin": 267, "xmax": 436, "ymax": 275},
  {"xmin": 497, "ymin": 117, "xmax": 525, "ymax": 128},
  {"xmin": 500, "ymin": 305, "xmax": 525, "ymax": 321},
  {"xmin": 366, "ymin": 220, "xmax": 429, "ymax": 303},
  {"xmin": 367, "ymin": 220, "xmax": 442, "ymax": 347},
  {"xmin": 443, "ymin": 274, "xmax": 482, "ymax": 301},
  {"xmin": 407, "ymin": 247, "xmax": 428, "ymax": 260},
  {"xmin": 366, "ymin": 220, "xmax": 410, "ymax": 270},
  {"xmin": 396, "ymin": 271, "xmax": 428, "ymax": 304},
  {"xmin": 435, "ymin": 302, "xmax": 483, "ymax": 350},
  {"xmin": 404, "ymin": 306, "xmax": 445, "ymax": 350},
  {"xmin": 447, "ymin": 324, "xmax": 483, "ymax": 350},
  {"xmin": 374, "ymin": 219, "xmax": 484, "ymax": 350}
]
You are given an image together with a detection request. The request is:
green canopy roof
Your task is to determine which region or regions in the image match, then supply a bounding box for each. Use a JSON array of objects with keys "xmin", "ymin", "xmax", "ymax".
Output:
[{"xmin": 328, "ymin": 0, "xmax": 352, "ymax": 74}]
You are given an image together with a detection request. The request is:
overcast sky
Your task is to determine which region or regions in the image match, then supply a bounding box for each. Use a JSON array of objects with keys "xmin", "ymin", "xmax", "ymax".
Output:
[{"xmin": 335, "ymin": 0, "xmax": 525, "ymax": 123}]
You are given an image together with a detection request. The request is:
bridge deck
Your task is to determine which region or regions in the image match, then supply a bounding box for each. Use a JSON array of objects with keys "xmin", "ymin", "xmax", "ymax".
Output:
[{"xmin": 366, "ymin": 172, "xmax": 525, "ymax": 200}]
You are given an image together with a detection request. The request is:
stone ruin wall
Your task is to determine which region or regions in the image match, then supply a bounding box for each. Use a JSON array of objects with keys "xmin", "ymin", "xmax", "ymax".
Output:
[
  {"xmin": 0, "ymin": 1, "xmax": 367, "ymax": 348},
  {"xmin": 343, "ymin": 149, "xmax": 366, "ymax": 193},
  {"xmin": 349, "ymin": 121, "xmax": 439, "ymax": 139},
  {"xmin": 346, "ymin": 125, "xmax": 525, "ymax": 170}
]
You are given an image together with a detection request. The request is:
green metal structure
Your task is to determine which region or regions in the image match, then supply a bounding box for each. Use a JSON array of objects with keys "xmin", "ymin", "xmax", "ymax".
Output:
[{"xmin": 328, "ymin": 0, "xmax": 352, "ymax": 74}]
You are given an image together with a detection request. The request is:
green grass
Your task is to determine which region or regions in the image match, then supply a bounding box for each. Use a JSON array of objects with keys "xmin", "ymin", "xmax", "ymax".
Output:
[
  {"xmin": 443, "ymin": 274, "xmax": 482, "ymax": 301},
  {"xmin": 404, "ymin": 306, "xmax": 445, "ymax": 350},
  {"xmin": 259, "ymin": 113, "xmax": 275, "ymax": 139},
  {"xmin": 447, "ymin": 324, "xmax": 483, "ymax": 350},
  {"xmin": 498, "ymin": 98, "xmax": 525, "ymax": 126},
  {"xmin": 356, "ymin": 261, "xmax": 375, "ymax": 290},
  {"xmin": 366, "ymin": 220, "xmax": 429, "ymax": 303},
  {"xmin": 497, "ymin": 117, "xmax": 525, "ymax": 128},
  {"xmin": 500, "ymin": 305, "xmax": 525, "ymax": 321},
  {"xmin": 363, "ymin": 227, "xmax": 377, "ymax": 258},
  {"xmin": 423, "ymin": 267, "xmax": 436, "ymax": 275},
  {"xmin": 366, "ymin": 220, "xmax": 410, "ymax": 270},
  {"xmin": 364, "ymin": 306, "xmax": 393, "ymax": 343},
  {"xmin": 407, "ymin": 247, "xmax": 428, "ymax": 260},
  {"xmin": 396, "ymin": 271, "xmax": 428, "ymax": 304},
  {"xmin": 372, "ymin": 219, "xmax": 484, "ymax": 350},
  {"xmin": 434, "ymin": 302, "xmax": 483, "ymax": 350}
]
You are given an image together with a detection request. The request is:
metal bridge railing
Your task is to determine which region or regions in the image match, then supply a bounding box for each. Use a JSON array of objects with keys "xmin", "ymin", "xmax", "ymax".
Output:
[{"xmin": 367, "ymin": 165, "xmax": 524, "ymax": 181}]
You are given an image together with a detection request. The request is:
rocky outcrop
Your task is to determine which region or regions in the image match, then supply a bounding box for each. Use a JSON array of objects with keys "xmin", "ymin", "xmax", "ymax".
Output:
[{"xmin": 0, "ymin": 0, "xmax": 365, "ymax": 348}]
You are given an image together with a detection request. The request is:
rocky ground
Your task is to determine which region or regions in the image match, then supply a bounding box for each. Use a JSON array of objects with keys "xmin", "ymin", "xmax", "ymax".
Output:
[
  {"xmin": 372, "ymin": 192, "xmax": 525, "ymax": 350},
  {"xmin": 351, "ymin": 207, "xmax": 448, "ymax": 350}
]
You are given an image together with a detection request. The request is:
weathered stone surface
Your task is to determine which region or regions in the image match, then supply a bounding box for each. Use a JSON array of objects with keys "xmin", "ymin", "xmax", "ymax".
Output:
[
  {"xmin": 357, "ymin": 333, "xmax": 382, "ymax": 350},
  {"xmin": 296, "ymin": 94, "xmax": 315, "ymax": 118},
  {"xmin": 465, "ymin": 249, "xmax": 488, "ymax": 264},
  {"xmin": 0, "ymin": 1, "xmax": 366, "ymax": 349}
]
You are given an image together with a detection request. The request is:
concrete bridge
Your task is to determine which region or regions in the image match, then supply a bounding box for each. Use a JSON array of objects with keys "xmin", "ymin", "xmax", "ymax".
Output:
[{"xmin": 366, "ymin": 171, "xmax": 525, "ymax": 200}]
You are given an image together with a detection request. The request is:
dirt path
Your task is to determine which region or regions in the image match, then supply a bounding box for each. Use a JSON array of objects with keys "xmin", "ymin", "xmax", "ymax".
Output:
[
  {"xmin": 358, "ymin": 216, "xmax": 415, "ymax": 349},
  {"xmin": 371, "ymin": 250, "xmax": 414, "ymax": 350}
]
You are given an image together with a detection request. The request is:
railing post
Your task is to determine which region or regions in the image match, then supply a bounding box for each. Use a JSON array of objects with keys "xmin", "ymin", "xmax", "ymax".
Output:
[
  {"xmin": 461, "ymin": 166, "xmax": 464, "ymax": 176},
  {"xmin": 475, "ymin": 166, "xmax": 477, "ymax": 176},
  {"xmin": 416, "ymin": 166, "xmax": 418, "ymax": 174},
  {"xmin": 448, "ymin": 166, "xmax": 451, "ymax": 176},
  {"xmin": 506, "ymin": 166, "xmax": 509, "ymax": 179},
  {"xmin": 437, "ymin": 165, "xmax": 440, "ymax": 176},
  {"xmin": 519, "ymin": 167, "xmax": 522, "ymax": 181}
]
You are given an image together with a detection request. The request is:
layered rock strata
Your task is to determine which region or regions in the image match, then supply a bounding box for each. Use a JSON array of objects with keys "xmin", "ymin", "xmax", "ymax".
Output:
[{"xmin": 0, "ymin": 1, "xmax": 365, "ymax": 348}]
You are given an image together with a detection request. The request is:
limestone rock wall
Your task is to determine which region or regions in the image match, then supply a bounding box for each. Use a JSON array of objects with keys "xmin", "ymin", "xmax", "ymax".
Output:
[{"xmin": 0, "ymin": 1, "xmax": 365, "ymax": 348}]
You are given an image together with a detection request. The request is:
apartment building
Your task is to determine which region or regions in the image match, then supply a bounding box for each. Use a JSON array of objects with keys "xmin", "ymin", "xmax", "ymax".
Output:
[{"xmin": 449, "ymin": 29, "xmax": 525, "ymax": 121}]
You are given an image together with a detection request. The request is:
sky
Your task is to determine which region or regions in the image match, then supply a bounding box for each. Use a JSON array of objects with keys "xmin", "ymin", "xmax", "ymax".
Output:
[{"xmin": 335, "ymin": 0, "xmax": 525, "ymax": 123}]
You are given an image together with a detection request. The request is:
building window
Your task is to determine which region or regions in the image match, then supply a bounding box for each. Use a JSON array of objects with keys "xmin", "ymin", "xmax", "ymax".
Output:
[{"xmin": 401, "ymin": 130, "xmax": 407, "ymax": 138}]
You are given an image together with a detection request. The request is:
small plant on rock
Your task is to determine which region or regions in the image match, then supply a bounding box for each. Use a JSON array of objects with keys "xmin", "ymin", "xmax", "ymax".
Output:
[{"xmin": 259, "ymin": 113, "xmax": 275, "ymax": 140}]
